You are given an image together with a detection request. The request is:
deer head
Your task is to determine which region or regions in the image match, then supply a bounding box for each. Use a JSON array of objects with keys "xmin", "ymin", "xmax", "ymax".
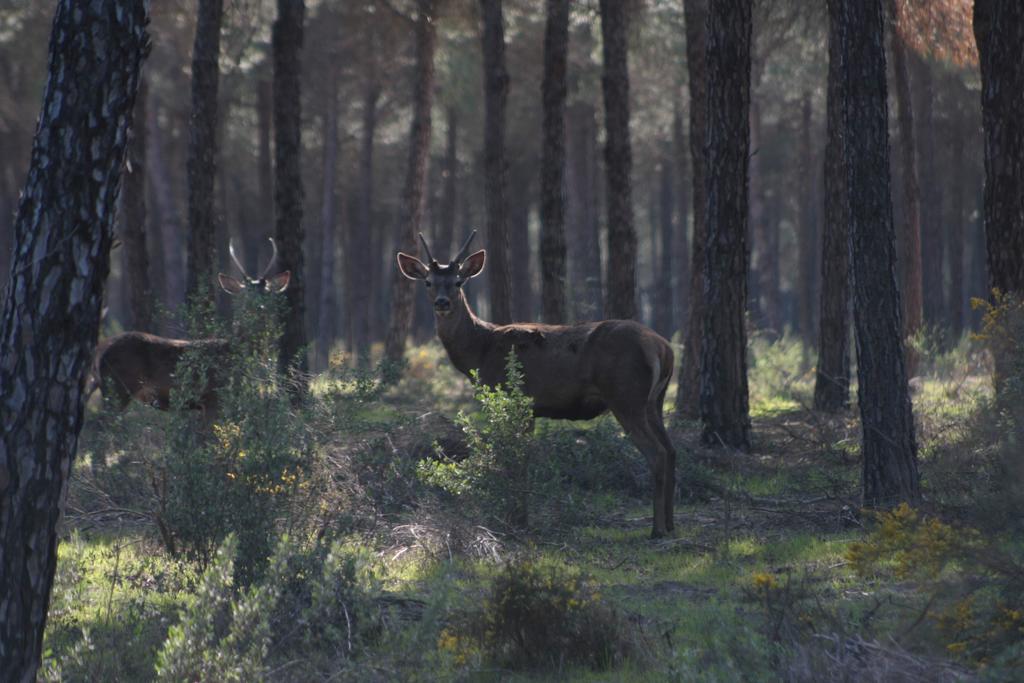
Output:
[
  {"xmin": 218, "ymin": 237, "xmax": 291, "ymax": 295},
  {"xmin": 396, "ymin": 231, "xmax": 485, "ymax": 316}
]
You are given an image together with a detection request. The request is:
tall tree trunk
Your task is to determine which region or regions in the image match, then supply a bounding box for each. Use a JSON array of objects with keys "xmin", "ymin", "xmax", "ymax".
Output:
[
  {"xmin": 186, "ymin": 0, "xmax": 223, "ymax": 305},
  {"xmin": 355, "ymin": 80, "xmax": 380, "ymax": 364},
  {"xmin": 797, "ymin": 91, "xmax": 817, "ymax": 347},
  {"xmin": 974, "ymin": 0, "xmax": 1024, "ymax": 298},
  {"xmin": 676, "ymin": 0, "xmax": 708, "ymax": 418},
  {"xmin": 122, "ymin": 77, "xmax": 153, "ymax": 332},
  {"xmin": 566, "ymin": 102, "xmax": 603, "ymax": 321},
  {"xmin": 654, "ymin": 152, "xmax": 675, "ymax": 338},
  {"xmin": 510, "ymin": 165, "xmax": 533, "ymax": 321},
  {"xmin": 949, "ymin": 95, "xmax": 966, "ymax": 338},
  {"xmin": 915, "ymin": 55, "xmax": 944, "ymax": 330},
  {"xmin": 540, "ymin": 0, "xmax": 569, "ymax": 323},
  {"xmin": 832, "ymin": 0, "xmax": 920, "ymax": 507},
  {"xmin": 0, "ymin": 4, "xmax": 147, "ymax": 678},
  {"xmin": 317, "ymin": 70, "xmax": 340, "ymax": 371},
  {"xmin": 478, "ymin": 0, "xmax": 513, "ymax": 324},
  {"xmin": 599, "ymin": 0, "xmax": 637, "ymax": 320},
  {"xmin": 700, "ymin": 0, "xmax": 752, "ymax": 450},
  {"xmin": 888, "ymin": 16, "xmax": 923, "ymax": 375},
  {"xmin": 813, "ymin": 30, "xmax": 851, "ymax": 413},
  {"xmin": 147, "ymin": 96, "xmax": 185, "ymax": 321},
  {"xmin": 438, "ymin": 106, "xmax": 458, "ymax": 261},
  {"xmin": 385, "ymin": 0, "xmax": 437, "ymax": 360},
  {"xmin": 273, "ymin": 0, "xmax": 307, "ymax": 375},
  {"xmin": 673, "ymin": 102, "xmax": 691, "ymax": 347},
  {"xmin": 748, "ymin": 91, "xmax": 767, "ymax": 328},
  {"xmin": 256, "ymin": 77, "xmax": 274, "ymax": 268}
]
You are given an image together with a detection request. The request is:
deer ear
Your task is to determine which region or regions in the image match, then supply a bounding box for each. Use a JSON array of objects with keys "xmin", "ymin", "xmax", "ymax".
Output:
[
  {"xmin": 267, "ymin": 270, "xmax": 290, "ymax": 293},
  {"xmin": 397, "ymin": 252, "xmax": 430, "ymax": 280},
  {"xmin": 218, "ymin": 273, "xmax": 245, "ymax": 294},
  {"xmin": 459, "ymin": 250, "xmax": 486, "ymax": 279}
]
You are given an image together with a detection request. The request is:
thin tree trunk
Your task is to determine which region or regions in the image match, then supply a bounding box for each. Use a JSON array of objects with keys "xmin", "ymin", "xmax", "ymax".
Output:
[
  {"xmin": 438, "ymin": 106, "xmax": 458, "ymax": 260},
  {"xmin": 888, "ymin": 15, "xmax": 923, "ymax": 375},
  {"xmin": 832, "ymin": 0, "xmax": 920, "ymax": 508},
  {"xmin": 814, "ymin": 28, "xmax": 851, "ymax": 413},
  {"xmin": 599, "ymin": 0, "xmax": 637, "ymax": 320},
  {"xmin": 673, "ymin": 102, "xmax": 691, "ymax": 345},
  {"xmin": 567, "ymin": 102, "xmax": 603, "ymax": 321},
  {"xmin": 700, "ymin": 0, "xmax": 752, "ymax": 450},
  {"xmin": 949, "ymin": 95, "xmax": 966, "ymax": 337},
  {"xmin": 122, "ymin": 77, "xmax": 153, "ymax": 332},
  {"xmin": 355, "ymin": 80, "xmax": 380, "ymax": 363},
  {"xmin": 186, "ymin": 0, "xmax": 223, "ymax": 305},
  {"xmin": 510, "ymin": 165, "xmax": 533, "ymax": 321},
  {"xmin": 147, "ymin": 96, "xmax": 185, "ymax": 320},
  {"xmin": 256, "ymin": 77, "xmax": 274, "ymax": 268},
  {"xmin": 0, "ymin": 4, "xmax": 147, "ymax": 677},
  {"xmin": 540, "ymin": 0, "xmax": 569, "ymax": 323},
  {"xmin": 748, "ymin": 92, "xmax": 767, "ymax": 328},
  {"xmin": 654, "ymin": 152, "xmax": 675, "ymax": 338},
  {"xmin": 479, "ymin": 0, "xmax": 513, "ymax": 324},
  {"xmin": 797, "ymin": 91, "xmax": 817, "ymax": 347},
  {"xmin": 677, "ymin": 0, "xmax": 708, "ymax": 418},
  {"xmin": 274, "ymin": 0, "xmax": 307, "ymax": 375},
  {"xmin": 317, "ymin": 70, "xmax": 340, "ymax": 371},
  {"xmin": 385, "ymin": 0, "xmax": 437, "ymax": 360},
  {"xmin": 915, "ymin": 55, "xmax": 944, "ymax": 330}
]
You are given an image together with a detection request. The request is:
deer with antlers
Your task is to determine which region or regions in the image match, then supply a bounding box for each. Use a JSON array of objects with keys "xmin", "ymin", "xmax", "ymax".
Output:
[
  {"xmin": 90, "ymin": 239, "xmax": 290, "ymax": 414},
  {"xmin": 397, "ymin": 232, "xmax": 678, "ymax": 537}
]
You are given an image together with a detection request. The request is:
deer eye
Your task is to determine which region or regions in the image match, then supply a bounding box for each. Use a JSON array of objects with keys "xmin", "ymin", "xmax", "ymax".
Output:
[{"xmin": 424, "ymin": 281, "xmax": 431, "ymax": 288}]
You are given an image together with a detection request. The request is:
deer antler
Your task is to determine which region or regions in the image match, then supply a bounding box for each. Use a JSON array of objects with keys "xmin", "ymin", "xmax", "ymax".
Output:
[
  {"xmin": 418, "ymin": 232, "xmax": 437, "ymax": 266},
  {"xmin": 228, "ymin": 239, "xmax": 251, "ymax": 279},
  {"xmin": 453, "ymin": 230, "xmax": 477, "ymax": 264},
  {"xmin": 259, "ymin": 237, "xmax": 279, "ymax": 280}
]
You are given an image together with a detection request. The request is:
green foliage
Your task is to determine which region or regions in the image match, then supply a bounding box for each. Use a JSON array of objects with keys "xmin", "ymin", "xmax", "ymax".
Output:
[{"xmin": 418, "ymin": 349, "xmax": 536, "ymax": 528}]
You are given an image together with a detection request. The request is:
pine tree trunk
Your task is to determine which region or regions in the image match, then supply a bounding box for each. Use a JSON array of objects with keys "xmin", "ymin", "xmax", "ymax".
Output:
[
  {"xmin": 814, "ymin": 27, "xmax": 851, "ymax": 413},
  {"xmin": 478, "ymin": 0, "xmax": 513, "ymax": 325},
  {"xmin": 354, "ymin": 80, "xmax": 379, "ymax": 363},
  {"xmin": 673, "ymin": 103, "xmax": 691, "ymax": 346},
  {"xmin": 974, "ymin": 0, "xmax": 1024, "ymax": 298},
  {"xmin": 122, "ymin": 77, "xmax": 153, "ymax": 332},
  {"xmin": 566, "ymin": 102, "xmax": 603, "ymax": 321},
  {"xmin": 599, "ymin": 0, "xmax": 637, "ymax": 320},
  {"xmin": 540, "ymin": 0, "xmax": 569, "ymax": 323},
  {"xmin": 797, "ymin": 91, "xmax": 818, "ymax": 347},
  {"xmin": 748, "ymin": 93, "xmax": 767, "ymax": 327},
  {"xmin": 700, "ymin": 0, "xmax": 752, "ymax": 450},
  {"xmin": 256, "ymin": 77, "xmax": 274, "ymax": 268},
  {"xmin": 654, "ymin": 153, "xmax": 675, "ymax": 338},
  {"xmin": 510, "ymin": 166, "xmax": 533, "ymax": 321},
  {"xmin": 317, "ymin": 71, "xmax": 340, "ymax": 371},
  {"xmin": 0, "ymin": 4, "xmax": 147, "ymax": 678},
  {"xmin": 385, "ymin": 0, "xmax": 437, "ymax": 360},
  {"xmin": 915, "ymin": 56, "xmax": 944, "ymax": 329},
  {"xmin": 438, "ymin": 106, "xmax": 458, "ymax": 261},
  {"xmin": 888, "ymin": 19, "xmax": 922, "ymax": 375},
  {"xmin": 147, "ymin": 96, "xmax": 185, "ymax": 321},
  {"xmin": 186, "ymin": 0, "xmax": 223, "ymax": 305},
  {"xmin": 832, "ymin": 0, "xmax": 920, "ymax": 508},
  {"xmin": 949, "ymin": 97, "xmax": 966, "ymax": 337},
  {"xmin": 677, "ymin": 0, "xmax": 708, "ymax": 418},
  {"xmin": 273, "ymin": 0, "xmax": 307, "ymax": 375}
]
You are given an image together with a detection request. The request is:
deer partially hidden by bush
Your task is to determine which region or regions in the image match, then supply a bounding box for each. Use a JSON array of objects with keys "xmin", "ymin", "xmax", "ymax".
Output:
[
  {"xmin": 397, "ymin": 232, "xmax": 678, "ymax": 538},
  {"xmin": 90, "ymin": 239, "xmax": 289, "ymax": 414}
]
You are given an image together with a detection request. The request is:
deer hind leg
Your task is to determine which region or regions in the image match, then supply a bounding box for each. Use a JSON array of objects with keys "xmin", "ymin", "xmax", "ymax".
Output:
[
  {"xmin": 647, "ymin": 384, "xmax": 676, "ymax": 532},
  {"xmin": 611, "ymin": 407, "xmax": 670, "ymax": 539}
]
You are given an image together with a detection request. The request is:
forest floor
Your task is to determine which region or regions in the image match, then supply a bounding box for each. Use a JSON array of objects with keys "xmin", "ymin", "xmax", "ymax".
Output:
[{"xmin": 41, "ymin": 336, "xmax": 1018, "ymax": 681}]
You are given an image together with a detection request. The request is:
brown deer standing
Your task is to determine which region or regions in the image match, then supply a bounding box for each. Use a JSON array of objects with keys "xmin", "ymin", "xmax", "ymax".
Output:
[
  {"xmin": 90, "ymin": 239, "xmax": 290, "ymax": 414},
  {"xmin": 397, "ymin": 232, "xmax": 678, "ymax": 538}
]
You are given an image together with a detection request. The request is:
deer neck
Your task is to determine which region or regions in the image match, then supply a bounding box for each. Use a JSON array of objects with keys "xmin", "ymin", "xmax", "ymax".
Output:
[{"xmin": 434, "ymin": 291, "xmax": 494, "ymax": 377}]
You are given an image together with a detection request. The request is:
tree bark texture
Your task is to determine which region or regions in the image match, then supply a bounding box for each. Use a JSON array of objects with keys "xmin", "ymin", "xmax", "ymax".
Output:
[
  {"xmin": 797, "ymin": 91, "xmax": 818, "ymax": 346},
  {"xmin": 599, "ymin": 0, "xmax": 637, "ymax": 320},
  {"xmin": 273, "ymin": 0, "xmax": 307, "ymax": 374},
  {"xmin": 185, "ymin": 0, "xmax": 223, "ymax": 305},
  {"xmin": 0, "ymin": 4, "xmax": 148, "ymax": 678},
  {"xmin": 915, "ymin": 56, "xmax": 944, "ymax": 328},
  {"xmin": 814, "ymin": 26, "xmax": 851, "ymax": 414},
  {"xmin": 888, "ymin": 22, "xmax": 922, "ymax": 374},
  {"xmin": 540, "ymin": 0, "xmax": 569, "ymax": 323},
  {"xmin": 748, "ymin": 93, "xmax": 768, "ymax": 328},
  {"xmin": 478, "ymin": 0, "xmax": 513, "ymax": 325},
  {"xmin": 385, "ymin": 0, "xmax": 437, "ymax": 360},
  {"xmin": 676, "ymin": 0, "xmax": 708, "ymax": 418},
  {"xmin": 974, "ymin": 0, "xmax": 1024, "ymax": 298},
  {"xmin": 700, "ymin": 0, "xmax": 752, "ymax": 450},
  {"xmin": 654, "ymin": 153, "xmax": 675, "ymax": 339},
  {"xmin": 832, "ymin": 0, "xmax": 920, "ymax": 508},
  {"xmin": 122, "ymin": 77, "xmax": 153, "ymax": 332},
  {"xmin": 317, "ymin": 71, "xmax": 340, "ymax": 371}
]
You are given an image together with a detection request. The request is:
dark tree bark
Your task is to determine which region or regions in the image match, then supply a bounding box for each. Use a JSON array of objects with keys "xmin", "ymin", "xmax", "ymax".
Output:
[
  {"xmin": 317, "ymin": 69, "xmax": 340, "ymax": 371},
  {"xmin": 599, "ymin": 0, "xmax": 637, "ymax": 320},
  {"xmin": 676, "ymin": 0, "xmax": 708, "ymax": 418},
  {"xmin": 949, "ymin": 96, "xmax": 966, "ymax": 337},
  {"xmin": 974, "ymin": 1, "xmax": 1024, "ymax": 298},
  {"xmin": 748, "ymin": 92, "xmax": 768, "ymax": 327},
  {"xmin": 540, "ymin": 0, "xmax": 569, "ymax": 323},
  {"xmin": 273, "ymin": 0, "xmax": 307, "ymax": 375},
  {"xmin": 700, "ymin": 0, "xmax": 752, "ymax": 450},
  {"xmin": 797, "ymin": 91, "xmax": 818, "ymax": 346},
  {"xmin": 832, "ymin": 0, "xmax": 920, "ymax": 508},
  {"xmin": 122, "ymin": 77, "xmax": 153, "ymax": 332},
  {"xmin": 478, "ymin": 0, "xmax": 513, "ymax": 324},
  {"xmin": 673, "ymin": 102, "xmax": 691, "ymax": 347},
  {"xmin": 653, "ymin": 153, "xmax": 675, "ymax": 338},
  {"xmin": 147, "ymin": 96, "xmax": 185, "ymax": 319},
  {"xmin": 185, "ymin": 0, "xmax": 223, "ymax": 305},
  {"xmin": 0, "ymin": 4, "xmax": 148, "ymax": 678},
  {"xmin": 915, "ymin": 56, "xmax": 944, "ymax": 329},
  {"xmin": 566, "ymin": 101, "xmax": 603, "ymax": 321},
  {"xmin": 385, "ymin": 0, "xmax": 437, "ymax": 360},
  {"xmin": 256, "ymin": 77, "xmax": 274, "ymax": 267},
  {"xmin": 814, "ymin": 26, "xmax": 851, "ymax": 414},
  {"xmin": 438, "ymin": 106, "xmax": 458, "ymax": 261},
  {"xmin": 888, "ymin": 16, "xmax": 923, "ymax": 375},
  {"xmin": 510, "ymin": 165, "xmax": 534, "ymax": 321},
  {"xmin": 355, "ymin": 80, "xmax": 380, "ymax": 364}
]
